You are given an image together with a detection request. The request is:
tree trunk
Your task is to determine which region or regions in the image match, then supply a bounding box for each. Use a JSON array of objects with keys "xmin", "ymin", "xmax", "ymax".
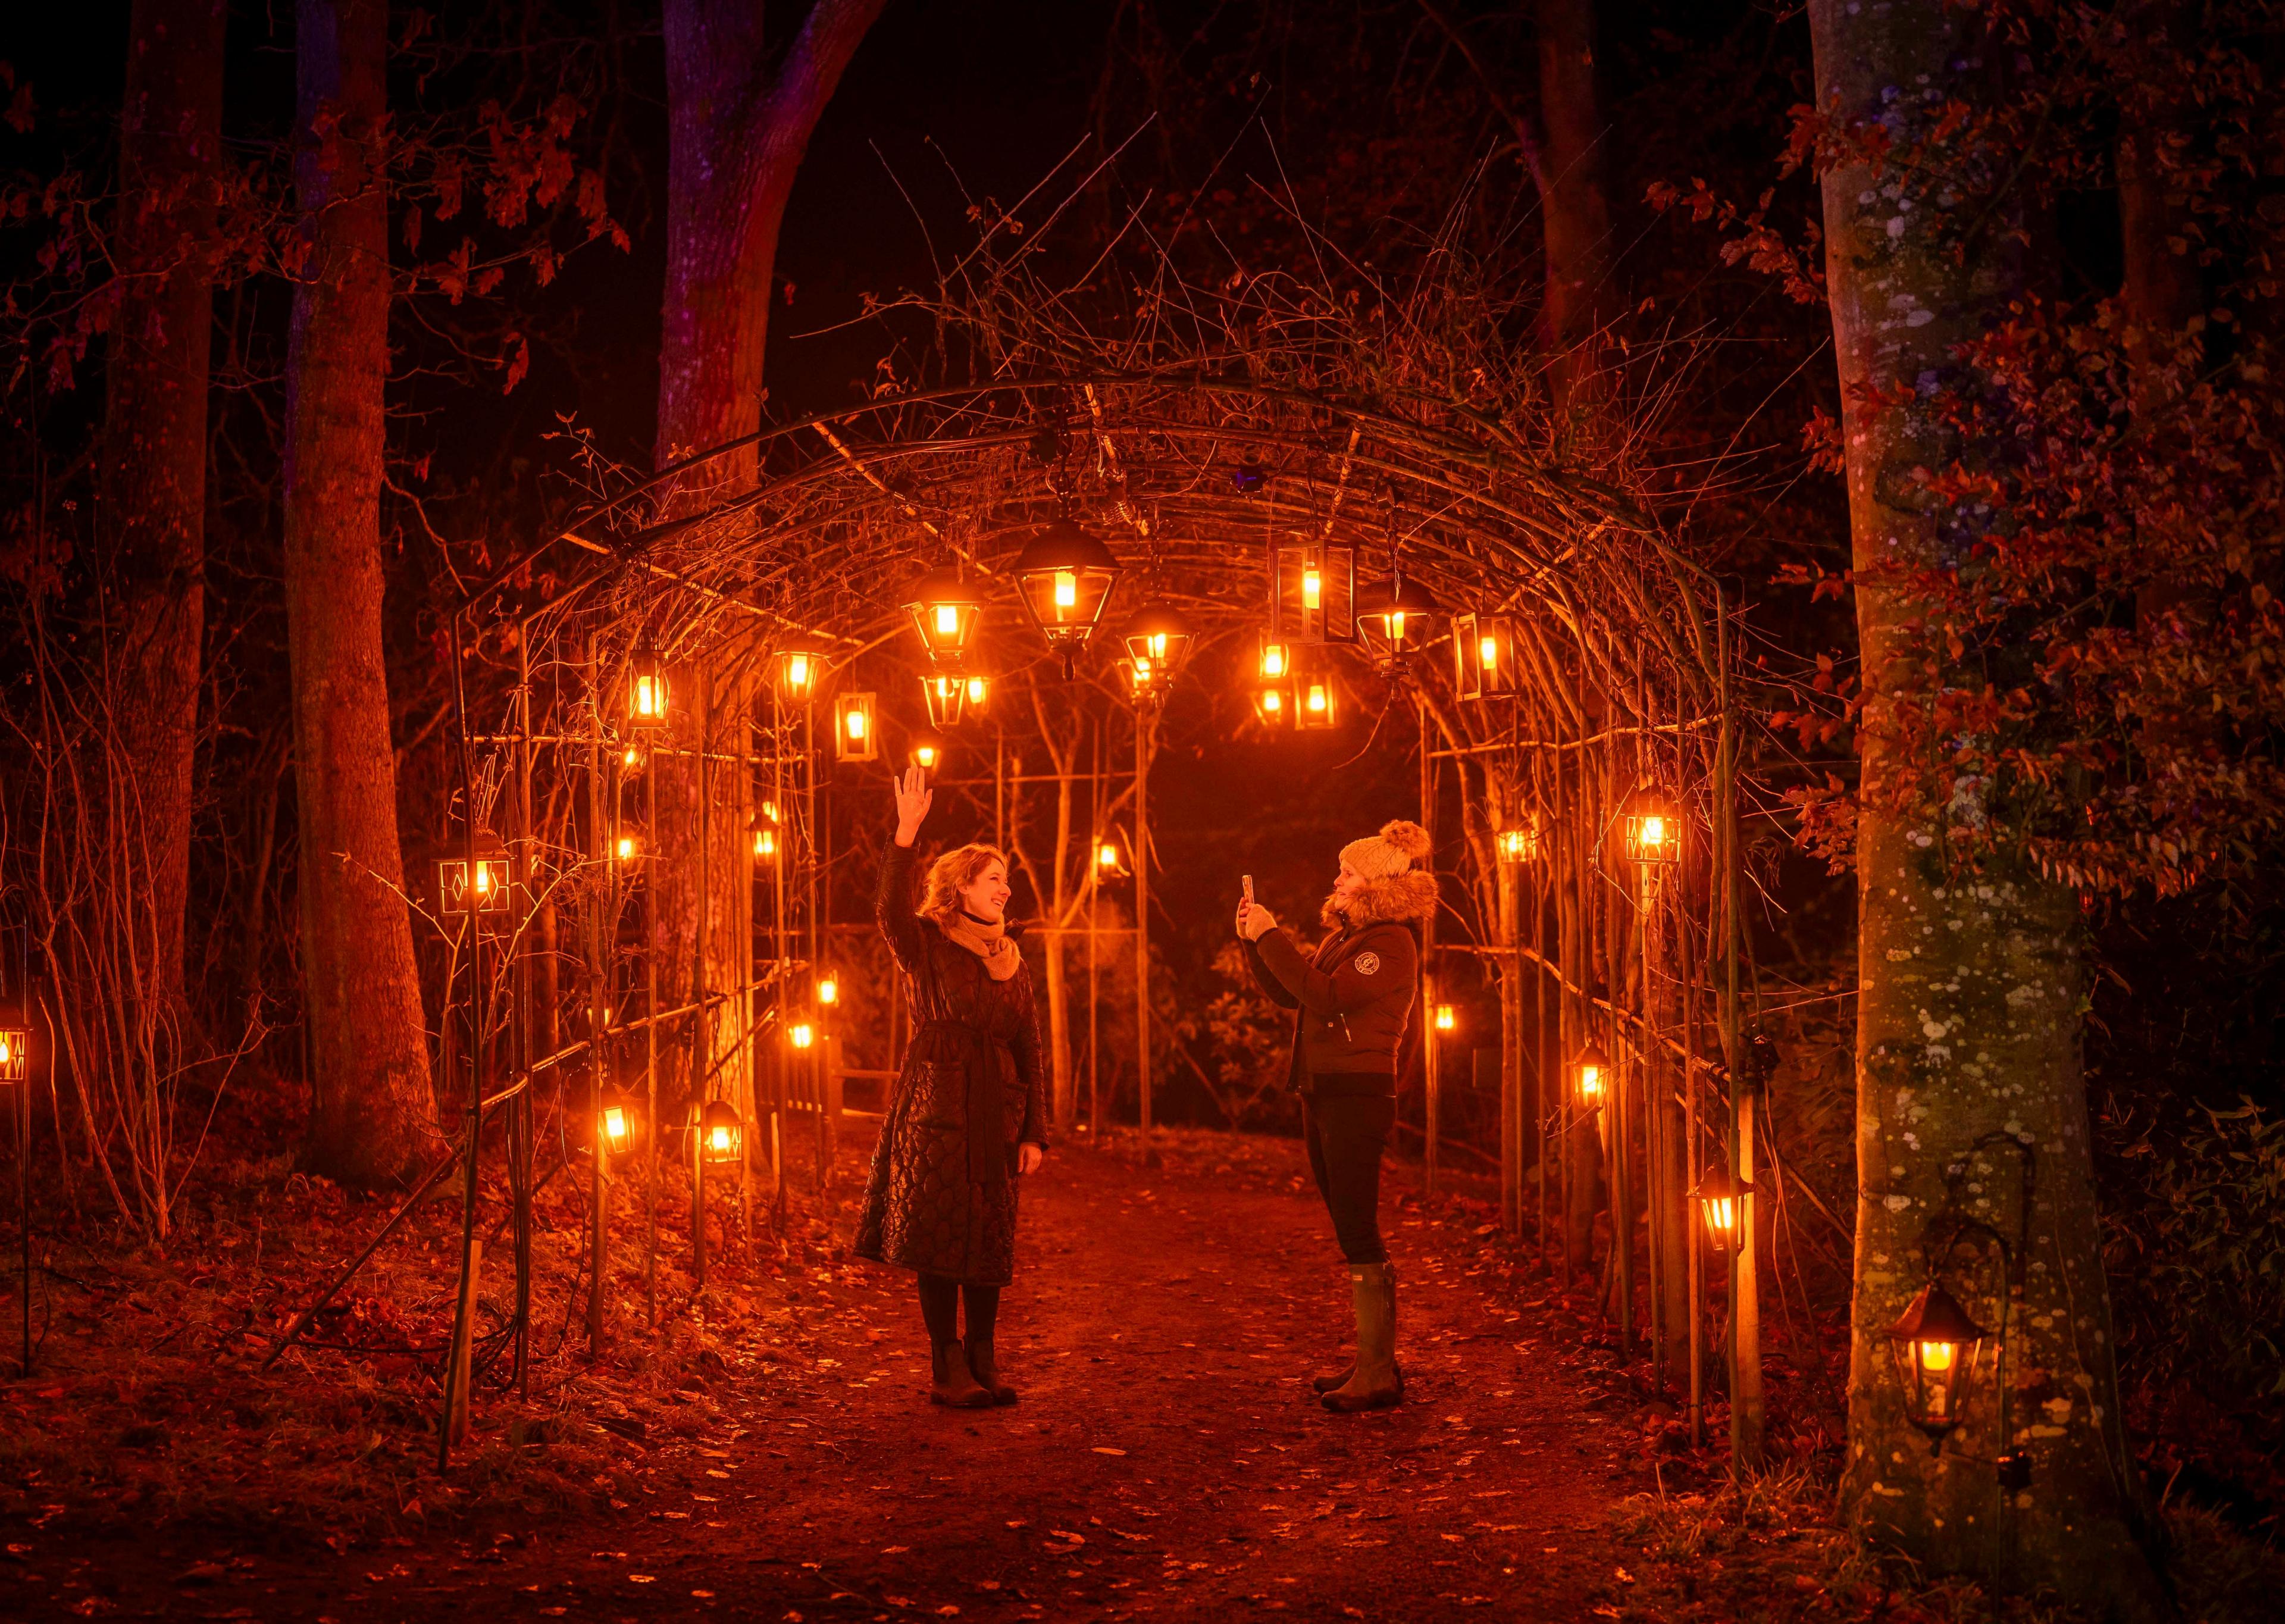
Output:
[
  {"xmin": 1808, "ymin": 1, "xmax": 2164, "ymax": 1606},
  {"xmin": 100, "ymin": 0, "xmax": 227, "ymax": 1015},
  {"xmin": 1537, "ymin": 0, "xmax": 1611, "ymax": 405},
  {"xmin": 286, "ymin": 0, "xmax": 437, "ymax": 1186}
]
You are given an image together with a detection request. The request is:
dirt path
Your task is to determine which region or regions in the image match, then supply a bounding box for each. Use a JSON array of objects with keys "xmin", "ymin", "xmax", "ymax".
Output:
[{"xmin": 5, "ymin": 1131, "xmax": 1644, "ymax": 1622}]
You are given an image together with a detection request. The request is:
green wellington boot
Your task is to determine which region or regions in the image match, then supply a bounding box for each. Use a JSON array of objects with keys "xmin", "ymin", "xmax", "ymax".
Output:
[
  {"xmin": 965, "ymin": 1332, "xmax": 1019, "ymax": 1406},
  {"xmin": 1321, "ymin": 1262, "xmax": 1403, "ymax": 1413},
  {"xmin": 929, "ymin": 1339, "xmax": 994, "ymax": 1408}
]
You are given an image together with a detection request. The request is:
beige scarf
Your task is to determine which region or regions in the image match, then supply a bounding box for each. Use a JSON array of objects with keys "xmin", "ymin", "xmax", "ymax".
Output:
[{"xmin": 940, "ymin": 910, "xmax": 1022, "ymax": 981}]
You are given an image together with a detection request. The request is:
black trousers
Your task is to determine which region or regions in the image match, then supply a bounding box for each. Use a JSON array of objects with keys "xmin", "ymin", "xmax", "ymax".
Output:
[{"xmin": 1302, "ymin": 1090, "xmax": 1395, "ymax": 1265}]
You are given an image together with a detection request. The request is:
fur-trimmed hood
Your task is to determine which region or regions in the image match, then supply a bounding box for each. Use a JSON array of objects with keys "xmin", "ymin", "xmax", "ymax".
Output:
[{"xmin": 1322, "ymin": 868, "xmax": 1438, "ymax": 929}]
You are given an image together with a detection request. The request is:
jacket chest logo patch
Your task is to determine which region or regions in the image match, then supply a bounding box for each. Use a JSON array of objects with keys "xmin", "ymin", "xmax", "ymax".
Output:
[{"xmin": 1351, "ymin": 950, "xmax": 1381, "ymax": 975}]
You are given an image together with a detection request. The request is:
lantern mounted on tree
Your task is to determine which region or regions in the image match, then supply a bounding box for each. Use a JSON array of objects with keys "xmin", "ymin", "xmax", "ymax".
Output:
[
  {"xmin": 1453, "ymin": 612, "xmax": 1520, "ymax": 700},
  {"xmin": 922, "ymin": 669, "xmax": 970, "ymax": 728},
  {"xmin": 904, "ymin": 565, "xmax": 984, "ymax": 663},
  {"xmin": 834, "ymin": 691, "xmax": 878, "ymax": 762},
  {"xmin": 775, "ymin": 641, "xmax": 824, "ymax": 701},
  {"xmin": 1622, "ymin": 785, "xmax": 1683, "ymax": 868},
  {"xmin": 1691, "ymin": 1163, "xmax": 1752, "ymax": 1256},
  {"xmin": 1295, "ymin": 675, "xmax": 1339, "ymax": 730},
  {"xmin": 439, "ymin": 853, "xmax": 511, "ymax": 917},
  {"xmin": 1356, "ymin": 572, "xmax": 1441, "ymax": 670},
  {"xmin": 1270, "ymin": 540, "xmax": 1357, "ymax": 644},
  {"xmin": 628, "ymin": 643, "xmax": 670, "ymax": 728},
  {"xmin": 909, "ymin": 730, "xmax": 946, "ymax": 771},
  {"xmin": 0, "ymin": 1027, "xmax": 26, "ymax": 1085},
  {"xmin": 1012, "ymin": 518, "xmax": 1123, "ymax": 678},
  {"xmin": 1886, "ymin": 1280, "xmax": 1991, "ymax": 1448},
  {"xmin": 699, "ymin": 1100, "xmax": 743, "ymax": 1168},
  {"xmin": 1571, "ymin": 1043, "xmax": 1610, "ymax": 1107},
  {"xmin": 1496, "ymin": 821, "xmax": 1541, "ymax": 865}
]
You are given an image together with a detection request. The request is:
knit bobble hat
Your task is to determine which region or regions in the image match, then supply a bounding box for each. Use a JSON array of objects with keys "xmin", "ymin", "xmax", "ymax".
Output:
[{"xmin": 1339, "ymin": 819, "xmax": 1433, "ymax": 881}]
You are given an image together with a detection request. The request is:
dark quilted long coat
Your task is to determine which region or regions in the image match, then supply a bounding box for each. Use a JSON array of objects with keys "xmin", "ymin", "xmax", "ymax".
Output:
[{"xmin": 852, "ymin": 843, "xmax": 1048, "ymax": 1286}]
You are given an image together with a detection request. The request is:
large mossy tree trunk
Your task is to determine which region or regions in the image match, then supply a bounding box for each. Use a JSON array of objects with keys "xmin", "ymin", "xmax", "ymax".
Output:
[
  {"xmin": 1808, "ymin": 1, "xmax": 2163, "ymax": 1609},
  {"xmin": 285, "ymin": 0, "xmax": 438, "ymax": 1187},
  {"xmin": 99, "ymin": 0, "xmax": 227, "ymax": 1019}
]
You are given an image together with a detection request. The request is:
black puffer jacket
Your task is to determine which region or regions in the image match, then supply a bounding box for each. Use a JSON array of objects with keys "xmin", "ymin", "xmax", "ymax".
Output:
[{"xmin": 1243, "ymin": 869, "xmax": 1437, "ymax": 1097}]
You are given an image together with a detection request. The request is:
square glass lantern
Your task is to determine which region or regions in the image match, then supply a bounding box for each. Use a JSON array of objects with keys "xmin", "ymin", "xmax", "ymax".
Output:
[
  {"xmin": 1453, "ymin": 612, "xmax": 1522, "ymax": 700},
  {"xmin": 835, "ymin": 692, "xmax": 879, "ymax": 762},
  {"xmin": 1270, "ymin": 540, "xmax": 1357, "ymax": 644}
]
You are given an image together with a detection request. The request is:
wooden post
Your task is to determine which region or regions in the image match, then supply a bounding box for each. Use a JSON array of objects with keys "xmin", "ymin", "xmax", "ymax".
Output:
[
  {"xmin": 587, "ymin": 637, "xmax": 611, "ymax": 1354},
  {"xmin": 1716, "ymin": 593, "xmax": 1763, "ymax": 1472},
  {"xmin": 1134, "ymin": 703, "xmax": 1152, "ymax": 1143},
  {"xmin": 1419, "ymin": 694, "xmax": 1439, "ymax": 1198},
  {"xmin": 692, "ymin": 669, "xmax": 710, "ymax": 1294},
  {"xmin": 644, "ymin": 748, "xmax": 660, "ymax": 1322},
  {"xmin": 445, "ymin": 1238, "xmax": 481, "ymax": 1447}
]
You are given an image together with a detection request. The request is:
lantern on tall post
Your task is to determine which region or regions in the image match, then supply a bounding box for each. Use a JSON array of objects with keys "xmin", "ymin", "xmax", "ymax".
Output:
[
  {"xmin": 438, "ymin": 850, "xmax": 512, "ymax": 918},
  {"xmin": 1453, "ymin": 612, "xmax": 1520, "ymax": 700},
  {"xmin": 1271, "ymin": 540, "xmax": 1357, "ymax": 644},
  {"xmin": 1120, "ymin": 601, "xmax": 1195, "ymax": 684},
  {"xmin": 1356, "ymin": 572, "xmax": 1441, "ymax": 670},
  {"xmin": 627, "ymin": 643, "xmax": 670, "ymax": 728},
  {"xmin": 1691, "ymin": 1163, "xmax": 1752, "ymax": 1256},
  {"xmin": 834, "ymin": 692, "xmax": 878, "ymax": 762},
  {"xmin": 774, "ymin": 640, "xmax": 824, "ymax": 701},
  {"xmin": 1886, "ymin": 1281, "xmax": 1991, "ymax": 1447},
  {"xmin": 1623, "ymin": 784, "xmax": 1683, "ymax": 869},
  {"xmin": 922, "ymin": 669, "xmax": 969, "ymax": 728},
  {"xmin": 699, "ymin": 1100, "xmax": 743, "ymax": 1168},
  {"xmin": 903, "ymin": 565, "xmax": 984, "ymax": 663},
  {"xmin": 1012, "ymin": 519, "xmax": 1122, "ymax": 677}
]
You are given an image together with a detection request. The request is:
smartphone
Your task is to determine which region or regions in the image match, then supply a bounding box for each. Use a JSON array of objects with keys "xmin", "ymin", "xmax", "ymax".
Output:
[{"xmin": 1242, "ymin": 874, "xmax": 1255, "ymax": 904}]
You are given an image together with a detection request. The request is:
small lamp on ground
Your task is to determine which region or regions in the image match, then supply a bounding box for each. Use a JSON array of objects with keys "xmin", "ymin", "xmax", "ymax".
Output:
[
  {"xmin": 1433, "ymin": 1003, "xmax": 1457, "ymax": 1034},
  {"xmin": 904, "ymin": 566, "xmax": 984, "ymax": 664},
  {"xmin": 835, "ymin": 692, "xmax": 879, "ymax": 762},
  {"xmin": 1095, "ymin": 837, "xmax": 1123, "ymax": 877},
  {"xmin": 699, "ymin": 1100, "xmax": 743, "ymax": 1168},
  {"xmin": 1886, "ymin": 1281, "xmax": 1991, "ymax": 1447},
  {"xmin": 1691, "ymin": 1163, "xmax": 1751, "ymax": 1256},
  {"xmin": 1012, "ymin": 519, "xmax": 1122, "ymax": 677},
  {"xmin": 1571, "ymin": 1043, "xmax": 1610, "ymax": 1109}
]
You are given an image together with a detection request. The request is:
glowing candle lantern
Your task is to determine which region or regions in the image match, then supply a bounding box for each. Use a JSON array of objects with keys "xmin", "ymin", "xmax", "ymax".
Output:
[
  {"xmin": 1117, "ymin": 655, "xmax": 1168, "ymax": 706},
  {"xmin": 700, "ymin": 1100, "xmax": 743, "ymax": 1167},
  {"xmin": 1691, "ymin": 1164, "xmax": 1751, "ymax": 1255},
  {"xmin": 1572, "ymin": 1043, "xmax": 1610, "ymax": 1107},
  {"xmin": 965, "ymin": 672, "xmax": 990, "ymax": 709},
  {"xmin": 1497, "ymin": 824, "xmax": 1539, "ymax": 865},
  {"xmin": 601, "ymin": 1104, "xmax": 633, "ymax": 1159},
  {"xmin": 1433, "ymin": 1003, "xmax": 1456, "ymax": 1032},
  {"xmin": 1259, "ymin": 638, "xmax": 1291, "ymax": 680},
  {"xmin": 753, "ymin": 826, "xmax": 777, "ymax": 862},
  {"xmin": 1623, "ymin": 786, "xmax": 1683, "ymax": 867},
  {"xmin": 1295, "ymin": 677, "xmax": 1338, "ymax": 730},
  {"xmin": 775, "ymin": 642, "xmax": 824, "ymax": 700},
  {"xmin": 439, "ymin": 855, "xmax": 511, "ymax": 915},
  {"xmin": 788, "ymin": 1020, "xmax": 816, "ymax": 1050},
  {"xmin": 1356, "ymin": 572, "xmax": 1441, "ymax": 669},
  {"xmin": 904, "ymin": 567, "xmax": 984, "ymax": 662},
  {"xmin": 923, "ymin": 670, "xmax": 969, "ymax": 728},
  {"xmin": 1253, "ymin": 683, "xmax": 1290, "ymax": 725},
  {"xmin": 615, "ymin": 834, "xmax": 638, "ymax": 864},
  {"xmin": 1453, "ymin": 612, "xmax": 1520, "ymax": 700},
  {"xmin": 1886, "ymin": 1281, "xmax": 1990, "ymax": 1445},
  {"xmin": 1272, "ymin": 542, "xmax": 1356, "ymax": 644},
  {"xmin": 1013, "ymin": 519, "xmax": 1122, "ymax": 677},
  {"xmin": 817, "ymin": 971, "xmax": 839, "ymax": 1007},
  {"xmin": 834, "ymin": 692, "xmax": 878, "ymax": 763},
  {"xmin": 909, "ymin": 730, "xmax": 944, "ymax": 771},
  {"xmin": 1120, "ymin": 601, "xmax": 1195, "ymax": 683},
  {"xmin": 628, "ymin": 645, "xmax": 669, "ymax": 728},
  {"xmin": 0, "ymin": 1027, "xmax": 27, "ymax": 1084},
  {"xmin": 622, "ymin": 743, "xmax": 644, "ymax": 773}
]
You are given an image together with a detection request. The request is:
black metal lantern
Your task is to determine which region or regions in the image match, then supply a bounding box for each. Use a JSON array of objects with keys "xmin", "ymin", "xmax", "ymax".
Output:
[
  {"xmin": 1117, "ymin": 654, "xmax": 1171, "ymax": 708},
  {"xmin": 1622, "ymin": 784, "xmax": 1683, "ymax": 867},
  {"xmin": 1271, "ymin": 540, "xmax": 1357, "ymax": 644},
  {"xmin": 599, "ymin": 1100, "xmax": 638, "ymax": 1162},
  {"xmin": 699, "ymin": 1099, "xmax": 743, "ymax": 1167},
  {"xmin": 1356, "ymin": 572, "xmax": 1441, "ymax": 668},
  {"xmin": 628, "ymin": 643, "xmax": 670, "ymax": 728},
  {"xmin": 834, "ymin": 691, "xmax": 878, "ymax": 762},
  {"xmin": 1120, "ymin": 600, "xmax": 1195, "ymax": 683},
  {"xmin": 1012, "ymin": 519, "xmax": 1122, "ymax": 677},
  {"xmin": 774, "ymin": 640, "xmax": 825, "ymax": 702},
  {"xmin": 962, "ymin": 669, "xmax": 991, "ymax": 712},
  {"xmin": 1453, "ymin": 612, "xmax": 1521, "ymax": 700},
  {"xmin": 1295, "ymin": 674, "xmax": 1339, "ymax": 730},
  {"xmin": 1570, "ymin": 1043, "xmax": 1610, "ymax": 1108},
  {"xmin": 439, "ymin": 852, "xmax": 512, "ymax": 916},
  {"xmin": 1252, "ymin": 680, "xmax": 1292, "ymax": 726},
  {"xmin": 1257, "ymin": 635, "xmax": 1294, "ymax": 681},
  {"xmin": 1691, "ymin": 1163, "xmax": 1752, "ymax": 1256},
  {"xmin": 0, "ymin": 1027, "xmax": 26, "ymax": 1084},
  {"xmin": 922, "ymin": 669, "xmax": 969, "ymax": 728},
  {"xmin": 904, "ymin": 565, "xmax": 984, "ymax": 663},
  {"xmin": 1496, "ymin": 819, "xmax": 1541, "ymax": 865},
  {"xmin": 909, "ymin": 728, "xmax": 946, "ymax": 771},
  {"xmin": 1886, "ymin": 1281, "xmax": 1991, "ymax": 1445}
]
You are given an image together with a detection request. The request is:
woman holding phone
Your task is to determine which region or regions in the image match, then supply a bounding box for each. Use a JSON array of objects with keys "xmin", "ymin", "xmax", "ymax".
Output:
[{"xmin": 853, "ymin": 765, "xmax": 1050, "ymax": 1409}]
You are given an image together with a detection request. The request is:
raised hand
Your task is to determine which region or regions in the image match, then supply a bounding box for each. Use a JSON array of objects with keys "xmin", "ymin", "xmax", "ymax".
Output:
[
  {"xmin": 892, "ymin": 764, "xmax": 933, "ymax": 847},
  {"xmin": 1235, "ymin": 900, "xmax": 1279, "ymax": 942}
]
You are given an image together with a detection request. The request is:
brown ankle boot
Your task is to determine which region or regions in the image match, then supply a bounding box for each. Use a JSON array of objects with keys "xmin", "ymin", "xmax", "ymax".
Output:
[
  {"xmin": 930, "ymin": 1339, "xmax": 993, "ymax": 1408},
  {"xmin": 965, "ymin": 1332, "xmax": 1019, "ymax": 1406},
  {"xmin": 1322, "ymin": 1263, "xmax": 1403, "ymax": 1414}
]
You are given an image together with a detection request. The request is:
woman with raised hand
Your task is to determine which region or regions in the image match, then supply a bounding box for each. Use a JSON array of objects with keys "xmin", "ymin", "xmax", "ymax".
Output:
[{"xmin": 853, "ymin": 764, "xmax": 1049, "ymax": 1408}]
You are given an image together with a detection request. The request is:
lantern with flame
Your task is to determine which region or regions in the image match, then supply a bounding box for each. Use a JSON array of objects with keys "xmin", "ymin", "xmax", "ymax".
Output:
[
  {"xmin": 439, "ymin": 854, "xmax": 511, "ymax": 916},
  {"xmin": 1622, "ymin": 785, "xmax": 1683, "ymax": 868},
  {"xmin": 922, "ymin": 669, "xmax": 970, "ymax": 728},
  {"xmin": 1095, "ymin": 836, "xmax": 1123, "ymax": 876},
  {"xmin": 1271, "ymin": 541, "xmax": 1357, "ymax": 644},
  {"xmin": 1253, "ymin": 681, "xmax": 1291, "ymax": 726},
  {"xmin": 909, "ymin": 730, "xmax": 945, "ymax": 771},
  {"xmin": 1886, "ymin": 1281, "xmax": 1991, "ymax": 1445},
  {"xmin": 621, "ymin": 742, "xmax": 644, "ymax": 774},
  {"xmin": 1433, "ymin": 1003, "xmax": 1457, "ymax": 1034},
  {"xmin": 700, "ymin": 1099, "xmax": 743, "ymax": 1167},
  {"xmin": 752, "ymin": 822, "xmax": 778, "ymax": 863},
  {"xmin": 1120, "ymin": 601, "xmax": 1196, "ymax": 685},
  {"xmin": 904, "ymin": 566, "xmax": 984, "ymax": 663},
  {"xmin": 1571, "ymin": 1043, "xmax": 1610, "ymax": 1108},
  {"xmin": 627, "ymin": 644, "xmax": 670, "ymax": 728},
  {"xmin": 787, "ymin": 1019, "xmax": 816, "ymax": 1051},
  {"xmin": 1691, "ymin": 1163, "xmax": 1751, "ymax": 1255},
  {"xmin": 1356, "ymin": 573, "xmax": 1442, "ymax": 669},
  {"xmin": 817, "ymin": 969, "xmax": 840, "ymax": 1007},
  {"xmin": 1453, "ymin": 612, "xmax": 1520, "ymax": 700},
  {"xmin": 835, "ymin": 691, "xmax": 878, "ymax": 762},
  {"xmin": 1117, "ymin": 654, "xmax": 1170, "ymax": 707},
  {"xmin": 0, "ymin": 1027, "xmax": 27, "ymax": 1084},
  {"xmin": 1258, "ymin": 637, "xmax": 1292, "ymax": 681},
  {"xmin": 1295, "ymin": 676, "xmax": 1339, "ymax": 730},
  {"xmin": 1013, "ymin": 519, "xmax": 1122, "ymax": 676},
  {"xmin": 774, "ymin": 641, "xmax": 824, "ymax": 700},
  {"xmin": 963, "ymin": 671, "xmax": 991, "ymax": 711},
  {"xmin": 600, "ymin": 1102, "xmax": 636, "ymax": 1162},
  {"xmin": 1496, "ymin": 822, "xmax": 1540, "ymax": 865}
]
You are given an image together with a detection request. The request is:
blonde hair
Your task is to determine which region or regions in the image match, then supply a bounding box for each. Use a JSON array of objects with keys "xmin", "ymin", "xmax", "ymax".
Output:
[{"xmin": 919, "ymin": 843, "xmax": 1009, "ymax": 925}]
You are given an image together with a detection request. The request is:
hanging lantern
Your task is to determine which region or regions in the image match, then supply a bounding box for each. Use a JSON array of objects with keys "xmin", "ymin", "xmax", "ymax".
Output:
[
  {"xmin": 439, "ymin": 853, "xmax": 511, "ymax": 916},
  {"xmin": 922, "ymin": 669, "xmax": 971, "ymax": 728},
  {"xmin": 600, "ymin": 1102, "xmax": 636, "ymax": 1160},
  {"xmin": 909, "ymin": 729, "xmax": 946, "ymax": 771},
  {"xmin": 963, "ymin": 671, "xmax": 991, "ymax": 711},
  {"xmin": 1571, "ymin": 1043, "xmax": 1610, "ymax": 1107},
  {"xmin": 1271, "ymin": 541, "xmax": 1357, "ymax": 644},
  {"xmin": 817, "ymin": 969, "xmax": 840, "ymax": 1007},
  {"xmin": 1496, "ymin": 822, "xmax": 1540, "ymax": 865},
  {"xmin": 1622, "ymin": 785, "xmax": 1683, "ymax": 867},
  {"xmin": 1886, "ymin": 1281, "xmax": 1991, "ymax": 1445},
  {"xmin": 753, "ymin": 825, "xmax": 778, "ymax": 862},
  {"xmin": 1120, "ymin": 600, "xmax": 1195, "ymax": 683},
  {"xmin": 700, "ymin": 1099, "xmax": 743, "ymax": 1167},
  {"xmin": 627, "ymin": 644, "xmax": 670, "ymax": 728},
  {"xmin": 621, "ymin": 742, "xmax": 645, "ymax": 774},
  {"xmin": 1253, "ymin": 681, "xmax": 1291, "ymax": 725},
  {"xmin": 1012, "ymin": 519, "xmax": 1122, "ymax": 676},
  {"xmin": 834, "ymin": 692, "xmax": 879, "ymax": 762},
  {"xmin": 1258, "ymin": 636, "xmax": 1293, "ymax": 681},
  {"xmin": 1356, "ymin": 573, "xmax": 1442, "ymax": 668},
  {"xmin": 1295, "ymin": 675, "xmax": 1339, "ymax": 730},
  {"xmin": 1096, "ymin": 838, "xmax": 1122, "ymax": 873},
  {"xmin": 1453, "ymin": 612, "xmax": 1520, "ymax": 700},
  {"xmin": 775, "ymin": 641, "xmax": 824, "ymax": 700},
  {"xmin": 1116, "ymin": 655, "xmax": 1170, "ymax": 707},
  {"xmin": 787, "ymin": 1019, "xmax": 816, "ymax": 1050},
  {"xmin": 904, "ymin": 565, "xmax": 984, "ymax": 662},
  {"xmin": 613, "ymin": 833, "xmax": 641, "ymax": 865},
  {"xmin": 0, "ymin": 1027, "xmax": 27, "ymax": 1084},
  {"xmin": 1433, "ymin": 1003, "xmax": 1457, "ymax": 1033},
  {"xmin": 1691, "ymin": 1163, "xmax": 1752, "ymax": 1255}
]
